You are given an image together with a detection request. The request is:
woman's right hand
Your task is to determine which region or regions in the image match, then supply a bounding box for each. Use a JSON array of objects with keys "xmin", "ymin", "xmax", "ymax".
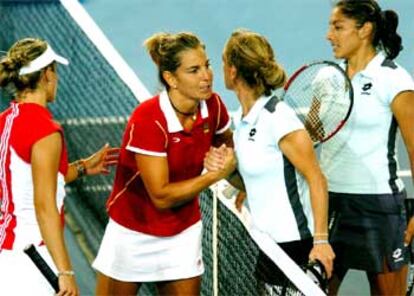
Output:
[
  {"xmin": 204, "ymin": 144, "xmax": 236, "ymax": 178},
  {"xmin": 220, "ymin": 145, "xmax": 237, "ymax": 178},
  {"xmin": 204, "ymin": 145, "xmax": 225, "ymax": 172},
  {"xmin": 308, "ymin": 243, "xmax": 335, "ymax": 279},
  {"xmin": 57, "ymin": 275, "xmax": 79, "ymax": 296}
]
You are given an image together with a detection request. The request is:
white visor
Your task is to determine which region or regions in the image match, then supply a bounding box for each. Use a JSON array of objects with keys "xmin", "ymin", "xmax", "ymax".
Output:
[{"xmin": 19, "ymin": 45, "xmax": 69, "ymax": 75}]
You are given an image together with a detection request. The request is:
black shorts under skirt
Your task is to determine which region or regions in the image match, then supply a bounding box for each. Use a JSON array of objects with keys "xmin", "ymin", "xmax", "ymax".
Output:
[
  {"xmin": 256, "ymin": 238, "xmax": 313, "ymax": 285},
  {"xmin": 329, "ymin": 191, "xmax": 408, "ymax": 273}
]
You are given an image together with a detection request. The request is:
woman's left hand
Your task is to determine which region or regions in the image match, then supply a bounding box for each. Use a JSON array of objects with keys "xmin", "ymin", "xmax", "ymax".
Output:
[
  {"xmin": 405, "ymin": 216, "xmax": 414, "ymax": 246},
  {"xmin": 309, "ymin": 243, "xmax": 335, "ymax": 279},
  {"xmin": 84, "ymin": 143, "xmax": 120, "ymax": 176}
]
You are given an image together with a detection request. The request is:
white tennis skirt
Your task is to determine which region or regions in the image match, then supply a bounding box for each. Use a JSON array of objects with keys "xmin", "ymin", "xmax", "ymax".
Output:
[
  {"xmin": 0, "ymin": 245, "xmax": 55, "ymax": 295},
  {"xmin": 92, "ymin": 218, "xmax": 204, "ymax": 282}
]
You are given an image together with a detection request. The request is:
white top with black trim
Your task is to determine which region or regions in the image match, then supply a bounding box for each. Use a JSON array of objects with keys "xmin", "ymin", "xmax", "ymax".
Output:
[
  {"xmin": 320, "ymin": 52, "xmax": 414, "ymax": 194},
  {"xmin": 233, "ymin": 95, "xmax": 314, "ymax": 243}
]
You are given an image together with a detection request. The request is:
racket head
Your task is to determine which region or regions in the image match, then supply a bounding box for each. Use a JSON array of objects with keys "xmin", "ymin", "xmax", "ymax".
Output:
[{"xmin": 282, "ymin": 60, "xmax": 354, "ymax": 145}]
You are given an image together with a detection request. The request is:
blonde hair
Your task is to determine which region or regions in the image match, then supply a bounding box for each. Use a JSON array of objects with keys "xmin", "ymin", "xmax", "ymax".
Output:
[
  {"xmin": 144, "ymin": 32, "xmax": 204, "ymax": 88},
  {"xmin": 224, "ymin": 29, "xmax": 286, "ymax": 97},
  {"xmin": 0, "ymin": 38, "xmax": 48, "ymax": 94}
]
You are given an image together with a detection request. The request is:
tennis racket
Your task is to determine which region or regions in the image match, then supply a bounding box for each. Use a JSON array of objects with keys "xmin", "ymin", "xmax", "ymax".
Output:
[
  {"xmin": 405, "ymin": 198, "xmax": 414, "ymax": 296},
  {"xmin": 303, "ymin": 260, "xmax": 328, "ymax": 294},
  {"xmin": 282, "ymin": 60, "xmax": 354, "ymax": 145},
  {"xmin": 24, "ymin": 244, "xmax": 59, "ymax": 293}
]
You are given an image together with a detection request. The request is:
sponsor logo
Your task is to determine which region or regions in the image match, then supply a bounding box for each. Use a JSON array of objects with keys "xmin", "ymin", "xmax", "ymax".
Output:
[
  {"xmin": 392, "ymin": 248, "xmax": 404, "ymax": 263},
  {"xmin": 248, "ymin": 128, "xmax": 257, "ymax": 141},
  {"xmin": 361, "ymin": 82, "xmax": 373, "ymax": 95},
  {"xmin": 362, "ymin": 82, "xmax": 372, "ymax": 91},
  {"xmin": 172, "ymin": 137, "xmax": 181, "ymax": 143}
]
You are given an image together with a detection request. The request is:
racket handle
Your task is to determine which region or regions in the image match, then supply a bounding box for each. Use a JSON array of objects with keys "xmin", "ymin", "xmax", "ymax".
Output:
[{"xmin": 24, "ymin": 244, "xmax": 59, "ymax": 293}]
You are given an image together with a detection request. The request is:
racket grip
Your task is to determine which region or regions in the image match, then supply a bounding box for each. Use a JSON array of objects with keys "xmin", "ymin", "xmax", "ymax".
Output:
[{"xmin": 24, "ymin": 244, "xmax": 59, "ymax": 293}]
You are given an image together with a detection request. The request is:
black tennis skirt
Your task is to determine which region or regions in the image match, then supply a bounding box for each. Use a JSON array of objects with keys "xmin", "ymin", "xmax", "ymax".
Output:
[
  {"xmin": 256, "ymin": 238, "xmax": 313, "ymax": 285},
  {"xmin": 329, "ymin": 191, "xmax": 408, "ymax": 273}
]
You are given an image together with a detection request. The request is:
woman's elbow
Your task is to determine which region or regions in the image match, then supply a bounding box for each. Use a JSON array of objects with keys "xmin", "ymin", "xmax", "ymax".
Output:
[
  {"xmin": 153, "ymin": 200, "xmax": 171, "ymax": 211},
  {"xmin": 148, "ymin": 192, "xmax": 173, "ymax": 211},
  {"xmin": 34, "ymin": 202, "xmax": 58, "ymax": 222}
]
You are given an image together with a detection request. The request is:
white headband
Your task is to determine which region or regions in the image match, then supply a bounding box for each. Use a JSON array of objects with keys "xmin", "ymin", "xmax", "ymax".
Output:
[{"xmin": 19, "ymin": 45, "xmax": 69, "ymax": 75}]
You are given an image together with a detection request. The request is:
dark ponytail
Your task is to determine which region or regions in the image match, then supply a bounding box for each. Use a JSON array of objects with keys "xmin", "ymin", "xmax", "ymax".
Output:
[{"xmin": 380, "ymin": 10, "xmax": 402, "ymax": 59}]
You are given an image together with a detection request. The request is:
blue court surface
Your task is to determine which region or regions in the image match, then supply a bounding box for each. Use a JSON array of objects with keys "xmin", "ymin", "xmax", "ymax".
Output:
[{"xmin": 68, "ymin": 0, "xmax": 413, "ymax": 295}]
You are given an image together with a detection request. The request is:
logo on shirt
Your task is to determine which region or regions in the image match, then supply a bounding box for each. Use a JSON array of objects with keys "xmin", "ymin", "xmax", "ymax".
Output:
[
  {"xmin": 392, "ymin": 248, "xmax": 403, "ymax": 263},
  {"xmin": 361, "ymin": 82, "xmax": 373, "ymax": 95},
  {"xmin": 172, "ymin": 137, "xmax": 181, "ymax": 143},
  {"xmin": 248, "ymin": 128, "xmax": 257, "ymax": 141}
]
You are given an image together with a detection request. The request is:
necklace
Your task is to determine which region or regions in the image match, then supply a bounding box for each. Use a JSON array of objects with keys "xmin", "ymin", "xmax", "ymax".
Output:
[{"xmin": 170, "ymin": 98, "xmax": 198, "ymax": 120}]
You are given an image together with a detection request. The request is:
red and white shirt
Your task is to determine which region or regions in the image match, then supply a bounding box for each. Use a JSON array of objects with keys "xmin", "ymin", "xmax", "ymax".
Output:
[
  {"xmin": 107, "ymin": 91, "xmax": 230, "ymax": 236},
  {"xmin": 0, "ymin": 102, "xmax": 68, "ymax": 251}
]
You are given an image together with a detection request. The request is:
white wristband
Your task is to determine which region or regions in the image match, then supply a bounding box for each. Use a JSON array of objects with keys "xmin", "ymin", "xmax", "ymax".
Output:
[
  {"xmin": 57, "ymin": 270, "xmax": 75, "ymax": 277},
  {"xmin": 313, "ymin": 239, "xmax": 329, "ymax": 245}
]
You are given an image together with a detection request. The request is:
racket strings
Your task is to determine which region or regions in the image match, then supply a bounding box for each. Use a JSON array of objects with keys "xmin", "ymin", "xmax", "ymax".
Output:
[{"xmin": 284, "ymin": 63, "xmax": 352, "ymax": 144}]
